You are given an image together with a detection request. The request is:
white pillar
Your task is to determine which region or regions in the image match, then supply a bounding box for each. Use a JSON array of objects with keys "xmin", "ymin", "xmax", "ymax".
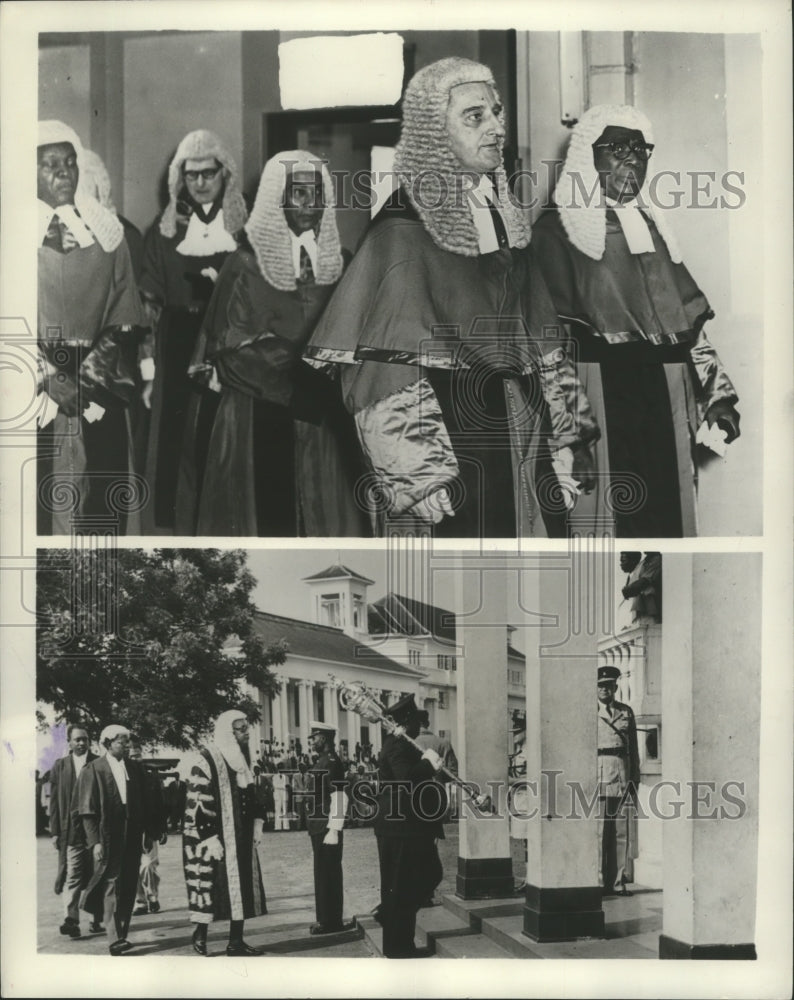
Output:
[
  {"xmin": 278, "ymin": 676, "xmax": 290, "ymax": 748},
  {"xmin": 346, "ymin": 703, "xmax": 359, "ymax": 756},
  {"xmin": 299, "ymin": 680, "xmax": 311, "ymax": 751},
  {"xmin": 522, "ymin": 549, "xmax": 604, "ymax": 941},
  {"xmin": 371, "ymin": 690, "xmax": 382, "ymax": 754},
  {"xmin": 328, "ymin": 681, "xmax": 340, "ymax": 731},
  {"xmin": 454, "ymin": 556, "xmax": 513, "ymax": 898},
  {"xmin": 659, "ymin": 554, "xmax": 761, "ymax": 958}
]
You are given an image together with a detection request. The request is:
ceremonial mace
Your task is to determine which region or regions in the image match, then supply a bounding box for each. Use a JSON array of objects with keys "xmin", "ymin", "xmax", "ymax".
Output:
[{"xmin": 329, "ymin": 676, "xmax": 493, "ymax": 813}]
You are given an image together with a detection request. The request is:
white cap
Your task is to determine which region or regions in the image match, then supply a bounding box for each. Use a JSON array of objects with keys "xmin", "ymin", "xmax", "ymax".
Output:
[{"xmin": 310, "ymin": 721, "xmax": 336, "ymax": 734}]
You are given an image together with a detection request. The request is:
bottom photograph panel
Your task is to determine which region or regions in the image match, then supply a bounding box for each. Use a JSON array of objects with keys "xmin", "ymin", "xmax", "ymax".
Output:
[{"xmin": 35, "ymin": 546, "xmax": 761, "ymax": 961}]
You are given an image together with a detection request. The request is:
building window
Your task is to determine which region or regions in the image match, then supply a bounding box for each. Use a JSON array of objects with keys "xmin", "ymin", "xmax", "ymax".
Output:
[
  {"xmin": 438, "ymin": 690, "xmax": 446, "ymax": 709},
  {"xmin": 436, "ymin": 654, "xmax": 456, "ymax": 671},
  {"xmin": 353, "ymin": 594, "xmax": 364, "ymax": 629},
  {"xmin": 321, "ymin": 593, "xmax": 341, "ymax": 628}
]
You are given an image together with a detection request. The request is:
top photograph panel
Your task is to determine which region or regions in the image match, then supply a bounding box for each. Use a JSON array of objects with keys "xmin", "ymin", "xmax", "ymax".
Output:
[{"xmin": 35, "ymin": 29, "xmax": 762, "ymax": 539}]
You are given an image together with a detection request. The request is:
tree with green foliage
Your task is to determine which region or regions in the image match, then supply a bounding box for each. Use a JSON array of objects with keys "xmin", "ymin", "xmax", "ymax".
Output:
[{"xmin": 37, "ymin": 548, "xmax": 283, "ymax": 750}]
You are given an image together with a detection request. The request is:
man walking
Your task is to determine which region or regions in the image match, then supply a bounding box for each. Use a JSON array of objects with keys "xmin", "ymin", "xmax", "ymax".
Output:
[{"xmin": 49, "ymin": 724, "xmax": 102, "ymax": 938}]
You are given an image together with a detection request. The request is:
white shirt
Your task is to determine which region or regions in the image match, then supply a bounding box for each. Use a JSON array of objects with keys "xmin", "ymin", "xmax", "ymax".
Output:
[
  {"xmin": 466, "ymin": 174, "xmax": 507, "ymax": 254},
  {"xmin": 290, "ymin": 229, "xmax": 318, "ymax": 278},
  {"xmin": 38, "ymin": 200, "xmax": 95, "ymax": 249},
  {"xmin": 175, "ymin": 204, "xmax": 237, "ymax": 256},
  {"xmin": 605, "ymin": 195, "xmax": 656, "ymax": 255},
  {"xmin": 72, "ymin": 752, "xmax": 88, "ymax": 778},
  {"xmin": 106, "ymin": 753, "xmax": 129, "ymax": 804}
]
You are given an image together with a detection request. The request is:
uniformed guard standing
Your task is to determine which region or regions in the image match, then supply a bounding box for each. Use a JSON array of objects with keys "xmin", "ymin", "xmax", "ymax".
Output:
[
  {"xmin": 306, "ymin": 721, "xmax": 355, "ymax": 935},
  {"xmin": 597, "ymin": 665, "xmax": 640, "ymax": 896},
  {"xmin": 374, "ymin": 694, "xmax": 446, "ymax": 958}
]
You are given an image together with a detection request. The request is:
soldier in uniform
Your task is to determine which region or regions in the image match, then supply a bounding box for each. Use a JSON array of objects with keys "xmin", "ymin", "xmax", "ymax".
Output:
[
  {"xmin": 306, "ymin": 722, "xmax": 355, "ymax": 935},
  {"xmin": 597, "ymin": 665, "xmax": 640, "ymax": 897},
  {"xmin": 374, "ymin": 694, "xmax": 447, "ymax": 958}
]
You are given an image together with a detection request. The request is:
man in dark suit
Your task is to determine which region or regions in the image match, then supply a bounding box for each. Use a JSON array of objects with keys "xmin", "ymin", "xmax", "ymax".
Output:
[
  {"xmin": 76, "ymin": 724, "xmax": 164, "ymax": 955},
  {"xmin": 48, "ymin": 724, "xmax": 103, "ymax": 938},
  {"xmin": 374, "ymin": 694, "xmax": 447, "ymax": 958},
  {"xmin": 306, "ymin": 721, "xmax": 355, "ymax": 935}
]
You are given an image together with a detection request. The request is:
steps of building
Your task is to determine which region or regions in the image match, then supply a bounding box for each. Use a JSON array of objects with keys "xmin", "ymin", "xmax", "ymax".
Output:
[{"xmin": 435, "ymin": 933, "xmax": 518, "ymax": 959}]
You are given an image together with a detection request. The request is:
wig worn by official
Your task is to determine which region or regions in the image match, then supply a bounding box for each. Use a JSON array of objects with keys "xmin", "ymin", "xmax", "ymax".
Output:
[
  {"xmin": 80, "ymin": 148, "xmax": 116, "ymax": 214},
  {"xmin": 244, "ymin": 150, "xmax": 343, "ymax": 292},
  {"xmin": 552, "ymin": 104, "xmax": 682, "ymax": 263},
  {"xmin": 159, "ymin": 129, "xmax": 248, "ymax": 239},
  {"xmin": 394, "ymin": 56, "xmax": 530, "ymax": 257},
  {"xmin": 38, "ymin": 120, "xmax": 124, "ymax": 252}
]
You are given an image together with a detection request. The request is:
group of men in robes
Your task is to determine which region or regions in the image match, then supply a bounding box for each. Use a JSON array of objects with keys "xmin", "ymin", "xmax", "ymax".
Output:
[{"xmin": 37, "ymin": 55, "xmax": 741, "ymax": 539}]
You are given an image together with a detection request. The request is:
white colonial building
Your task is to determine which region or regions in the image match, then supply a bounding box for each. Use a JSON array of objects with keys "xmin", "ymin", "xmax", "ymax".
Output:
[{"xmin": 238, "ymin": 562, "xmax": 526, "ymax": 759}]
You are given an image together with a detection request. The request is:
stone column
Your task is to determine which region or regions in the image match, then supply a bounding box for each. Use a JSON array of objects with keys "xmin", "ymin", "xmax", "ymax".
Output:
[
  {"xmin": 454, "ymin": 555, "xmax": 514, "ymax": 899},
  {"xmin": 522, "ymin": 548, "xmax": 604, "ymax": 941},
  {"xmin": 659, "ymin": 554, "xmax": 761, "ymax": 959},
  {"xmin": 299, "ymin": 680, "xmax": 312, "ymax": 751},
  {"xmin": 346, "ymin": 704, "xmax": 359, "ymax": 758},
  {"xmin": 370, "ymin": 691, "xmax": 382, "ymax": 754},
  {"xmin": 278, "ymin": 676, "xmax": 290, "ymax": 748}
]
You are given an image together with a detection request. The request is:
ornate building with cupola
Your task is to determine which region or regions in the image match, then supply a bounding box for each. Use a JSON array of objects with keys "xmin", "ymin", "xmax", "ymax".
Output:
[{"xmin": 234, "ymin": 562, "xmax": 526, "ymax": 760}]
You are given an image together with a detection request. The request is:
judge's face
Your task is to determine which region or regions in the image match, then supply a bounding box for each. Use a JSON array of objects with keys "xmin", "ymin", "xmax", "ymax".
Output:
[
  {"xmin": 38, "ymin": 142, "xmax": 78, "ymax": 208},
  {"xmin": 232, "ymin": 719, "xmax": 250, "ymax": 749},
  {"xmin": 445, "ymin": 82, "xmax": 505, "ymax": 175},
  {"xmin": 69, "ymin": 728, "xmax": 88, "ymax": 757},
  {"xmin": 283, "ymin": 169, "xmax": 325, "ymax": 235},
  {"xmin": 183, "ymin": 157, "xmax": 224, "ymax": 206},
  {"xmin": 592, "ymin": 126, "xmax": 649, "ymax": 203},
  {"xmin": 108, "ymin": 733, "xmax": 130, "ymax": 760},
  {"xmin": 597, "ymin": 681, "xmax": 617, "ymax": 705}
]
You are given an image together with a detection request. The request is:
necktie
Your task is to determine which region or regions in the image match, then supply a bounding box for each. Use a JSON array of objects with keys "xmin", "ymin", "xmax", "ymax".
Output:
[
  {"xmin": 298, "ymin": 244, "xmax": 314, "ymax": 283},
  {"xmin": 43, "ymin": 216, "xmax": 80, "ymax": 254},
  {"xmin": 483, "ymin": 194, "xmax": 510, "ymax": 250}
]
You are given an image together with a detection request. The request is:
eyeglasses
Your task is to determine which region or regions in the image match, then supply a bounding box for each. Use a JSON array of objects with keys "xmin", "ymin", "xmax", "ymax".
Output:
[
  {"xmin": 593, "ymin": 141, "xmax": 654, "ymax": 161},
  {"xmin": 183, "ymin": 166, "xmax": 222, "ymax": 182}
]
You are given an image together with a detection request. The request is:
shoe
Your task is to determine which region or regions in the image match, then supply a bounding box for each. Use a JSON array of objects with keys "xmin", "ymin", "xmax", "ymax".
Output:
[
  {"xmin": 191, "ymin": 927, "xmax": 208, "ymax": 957},
  {"xmin": 59, "ymin": 920, "xmax": 80, "ymax": 938},
  {"xmin": 613, "ymin": 887, "xmax": 633, "ymax": 897},
  {"xmin": 226, "ymin": 940, "xmax": 263, "ymax": 956},
  {"xmin": 418, "ymin": 897, "xmax": 440, "ymax": 908},
  {"xmin": 148, "ymin": 900, "xmax": 161, "ymax": 914},
  {"xmin": 109, "ymin": 939, "xmax": 132, "ymax": 956},
  {"xmin": 309, "ymin": 919, "xmax": 356, "ymax": 935},
  {"xmin": 89, "ymin": 921, "xmax": 105, "ymax": 934},
  {"xmin": 132, "ymin": 904, "xmax": 149, "ymax": 916}
]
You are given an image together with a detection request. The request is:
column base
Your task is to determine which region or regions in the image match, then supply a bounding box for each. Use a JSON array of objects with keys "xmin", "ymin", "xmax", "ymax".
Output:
[
  {"xmin": 456, "ymin": 857, "xmax": 514, "ymax": 900},
  {"xmin": 522, "ymin": 885, "xmax": 604, "ymax": 942},
  {"xmin": 659, "ymin": 935, "xmax": 757, "ymax": 960}
]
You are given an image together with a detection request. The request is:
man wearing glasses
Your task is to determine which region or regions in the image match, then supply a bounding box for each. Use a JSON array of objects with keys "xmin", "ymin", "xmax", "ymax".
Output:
[{"xmin": 533, "ymin": 105, "xmax": 740, "ymax": 537}]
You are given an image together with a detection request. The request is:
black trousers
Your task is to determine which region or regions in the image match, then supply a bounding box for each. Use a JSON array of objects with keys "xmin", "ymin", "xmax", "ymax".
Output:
[
  {"xmin": 378, "ymin": 835, "xmax": 443, "ymax": 958},
  {"xmin": 310, "ymin": 832, "xmax": 344, "ymax": 929}
]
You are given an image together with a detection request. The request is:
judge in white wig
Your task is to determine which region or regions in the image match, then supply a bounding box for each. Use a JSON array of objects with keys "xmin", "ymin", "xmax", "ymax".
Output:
[
  {"xmin": 305, "ymin": 57, "xmax": 601, "ymax": 538},
  {"xmin": 532, "ymin": 104, "xmax": 741, "ymax": 538},
  {"xmin": 37, "ymin": 120, "xmax": 145, "ymax": 536},
  {"xmin": 194, "ymin": 150, "xmax": 368, "ymax": 537},
  {"xmin": 139, "ymin": 129, "xmax": 248, "ymax": 535},
  {"xmin": 182, "ymin": 710, "xmax": 267, "ymax": 957}
]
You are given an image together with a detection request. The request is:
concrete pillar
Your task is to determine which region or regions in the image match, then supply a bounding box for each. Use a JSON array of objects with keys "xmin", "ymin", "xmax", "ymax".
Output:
[
  {"xmin": 322, "ymin": 681, "xmax": 332, "ymax": 725},
  {"xmin": 346, "ymin": 704, "xmax": 359, "ymax": 757},
  {"xmin": 454, "ymin": 556, "xmax": 514, "ymax": 899},
  {"xmin": 299, "ymin": 680, "xmax": 311, "ymax": 751},
  {"xmin": 659, "ymin": 554, "xmax": 761, "ymax": 959},
  {"xmin": 370, "ymin": 692, "xmax": 382, "ymax": 754},
  {"xmin": 278, "ymin": 676, "xmax": 290, "ymax": 748},
  {"xmin": 522, "ymin": 549, "xmax": 604, "ymax": 941},
  {"xmin": 328, "ymin": 681, "xmax": 340, "ymax": 731}
]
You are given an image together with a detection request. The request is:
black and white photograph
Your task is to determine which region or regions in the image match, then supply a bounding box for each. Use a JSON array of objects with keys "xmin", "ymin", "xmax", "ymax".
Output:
[
  {"xmin": 0, "ymin": 2, "xmax": 791, "ymax": 999},
  {"xmin": 26, "ymin": 20, "xmax": 765, "ymax": 540},
  {"xmin": 32, "ymin": 546, "xmax": 762, "ymax": 959}
]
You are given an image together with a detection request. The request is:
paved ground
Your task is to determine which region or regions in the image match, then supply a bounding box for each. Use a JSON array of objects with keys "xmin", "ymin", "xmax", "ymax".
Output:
[{"xmin": 38, "ymin": 824, "xmax": 513, "ymax": 958}]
